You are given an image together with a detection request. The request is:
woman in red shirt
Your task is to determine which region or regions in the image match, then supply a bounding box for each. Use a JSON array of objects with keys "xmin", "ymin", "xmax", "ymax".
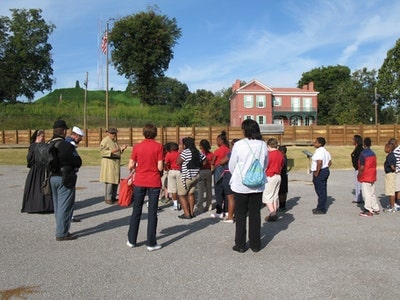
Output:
[
  {"xmin": 127, "ymin": 124, "xmax": 164, "ymax": 252},
  {"xmin": 197, "ymin": 139, "xmax": 214, "ymax": 212},
  {"xmin": 211, "ymin": 131, "xmax": 231, "ymax": 219}
]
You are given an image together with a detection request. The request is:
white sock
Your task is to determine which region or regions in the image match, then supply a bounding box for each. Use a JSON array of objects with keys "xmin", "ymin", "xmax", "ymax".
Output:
[{"xmin": 173, "ymin": 200, "xmax": 178, "ymax": 207}]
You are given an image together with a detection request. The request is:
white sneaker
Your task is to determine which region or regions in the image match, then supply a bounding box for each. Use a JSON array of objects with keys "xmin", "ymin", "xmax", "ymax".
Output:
[
  {"xmin": 126, "ymin": 240, "xmax": 136, "ymax": 248},
  {"xmin": 172, "ymin": 205, "xmax": 178, "ymax": 211},
  {"xmin": 147, "ymin": 244, "xmax": 162, "ymax": 252},
  {"xmin": 211, "ymin": 213, "xmax": 224, "ymax": 219},
  {"xmin": 222, "ymin": 219, "xmax": 234, "ymax": 224}
]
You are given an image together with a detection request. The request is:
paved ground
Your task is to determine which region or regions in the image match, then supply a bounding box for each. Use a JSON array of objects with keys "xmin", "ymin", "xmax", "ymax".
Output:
[{"xmin": 1, "ymin": 166, "xmax": 399, "ymax": 299}]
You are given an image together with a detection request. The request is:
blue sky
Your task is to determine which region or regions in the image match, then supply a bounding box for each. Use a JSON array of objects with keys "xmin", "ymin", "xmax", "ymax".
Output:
[{"xmin": 2, "ymin": 0, "xmax": 400, "ymax": 99}]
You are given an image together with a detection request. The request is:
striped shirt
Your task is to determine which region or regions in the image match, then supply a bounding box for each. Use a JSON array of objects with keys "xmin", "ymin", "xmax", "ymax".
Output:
[{"xmin": 180, "ymin": 148, "xmax": 206, "ymax": 180}]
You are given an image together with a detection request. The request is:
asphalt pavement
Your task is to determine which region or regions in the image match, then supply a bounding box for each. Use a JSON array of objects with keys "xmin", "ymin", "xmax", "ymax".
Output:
[{"xmin": 1, "ymin": 166, "xmax": 399, "ymax": 299}]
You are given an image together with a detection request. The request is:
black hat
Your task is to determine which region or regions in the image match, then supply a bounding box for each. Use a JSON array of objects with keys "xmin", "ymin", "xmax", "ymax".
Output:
[
  {"xmin": 53, "ymin": 120, "xmax": 69, "ymax": 129},
  {"xmin": 106, "ymin": 128, "xmax": 118, "ymax": 134}
]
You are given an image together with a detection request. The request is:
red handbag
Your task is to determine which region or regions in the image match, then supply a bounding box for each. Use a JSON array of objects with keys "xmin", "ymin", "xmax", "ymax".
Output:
[{"xmin": 118, "ymin": 172, "xmax": 135, "ymax": 207}]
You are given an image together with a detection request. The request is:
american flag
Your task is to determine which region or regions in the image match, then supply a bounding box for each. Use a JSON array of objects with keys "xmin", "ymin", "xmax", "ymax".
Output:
[{"xmin": 101, "ymin": 35, "xmax": 107, "ymax": 54}]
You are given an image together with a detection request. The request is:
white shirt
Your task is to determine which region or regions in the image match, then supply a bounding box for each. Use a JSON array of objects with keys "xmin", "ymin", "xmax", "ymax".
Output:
[
  {"xmin": 229, "ymin": 138, "xmax": 268, "ymax": 193},
  {"xmin": 311, "ymin": 146, "xmax": 331, "ymax": 171}
]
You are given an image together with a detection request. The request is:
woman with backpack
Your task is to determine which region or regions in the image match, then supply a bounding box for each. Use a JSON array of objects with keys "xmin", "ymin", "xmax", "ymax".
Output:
[{"xmin": 229, "ymin": 119, "xmax": 268, "ymax": 253}]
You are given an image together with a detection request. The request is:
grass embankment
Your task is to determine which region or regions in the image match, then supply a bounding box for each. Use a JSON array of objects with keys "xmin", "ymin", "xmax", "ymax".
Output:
[{"xmin": 0, "ymin": 145, "xmax": 388, "ymax": 172}]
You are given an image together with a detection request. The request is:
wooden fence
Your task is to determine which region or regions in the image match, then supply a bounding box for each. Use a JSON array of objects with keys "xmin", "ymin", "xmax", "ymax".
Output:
[{"xmin": 1, "ymin": 124, "xmax": 400, "ymax": 147}]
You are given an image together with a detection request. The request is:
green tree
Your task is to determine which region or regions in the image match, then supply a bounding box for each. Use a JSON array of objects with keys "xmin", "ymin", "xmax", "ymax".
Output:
[
  {"xmin": 298, "ymin": 65, "xmax": 351, "ymax": 124},
  {"xmin": 0, "ymin": 9, "xmax": 55, "ymax": 103},
  {"xmin": 109, "ymin": 6, "xmax": 182, "ymax": 105},
  {"xmin": 333, "ymin": 68, "xmax": 377, "ymax": 124},
  {"xmin": 377, "ymin": 39, "xmax": 400, "ymax": 110}
]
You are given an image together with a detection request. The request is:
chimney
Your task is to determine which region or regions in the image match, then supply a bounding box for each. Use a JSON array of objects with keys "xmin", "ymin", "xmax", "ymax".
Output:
[
  {"xmin": 302, "ymin": 84, "xmax": 307, "ymax": 90},
  {"xmin": 308, "ymin": 81, "xmax": 314, "ymax": 91},
  {"xmin": 232, "ymin": 79, "xmax": 241, "ymax": 91}
]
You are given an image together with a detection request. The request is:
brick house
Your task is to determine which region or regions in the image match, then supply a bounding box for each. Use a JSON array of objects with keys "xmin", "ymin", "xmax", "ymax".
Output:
[{"xmin": 229, "ymin": 79, "xmax": 318, "ymax": 126}]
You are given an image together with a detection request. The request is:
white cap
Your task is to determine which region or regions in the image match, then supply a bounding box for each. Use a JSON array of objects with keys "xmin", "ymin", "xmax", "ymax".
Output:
[{"xmin": 72, "ymin": 126, "xmax": 85, "ymax": 137}]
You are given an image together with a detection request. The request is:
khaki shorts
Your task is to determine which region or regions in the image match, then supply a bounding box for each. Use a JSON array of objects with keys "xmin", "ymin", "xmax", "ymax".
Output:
[
  {"xmin": 396, "ymin": 173, "xmax": 400, "ymax": 192},
  {"xmin": 385, "ymin": 172, "xmax": 395, "ymax": 196},
  {"xmin": 177, "ymin": 173, "xmax": 200, "ymax": 196},
  {"xmin": 262, "ymin": 174, "xmax": 281, "ymax": 204},
  {"xmin": 167, "ymin": 170, "xmax": 180, "ymax": 193}
]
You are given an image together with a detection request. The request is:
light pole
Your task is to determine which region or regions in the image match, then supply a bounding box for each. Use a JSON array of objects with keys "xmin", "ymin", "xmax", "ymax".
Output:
[{"xmin": 374, "ymin": 87, "xmax": 378, "ymax": 125}]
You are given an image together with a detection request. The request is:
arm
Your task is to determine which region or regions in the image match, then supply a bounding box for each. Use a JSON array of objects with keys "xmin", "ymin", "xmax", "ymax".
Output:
[
  {"xmin": 314, "ymin": 160, "xmax": 322, "ymax": 177},
  {"xmin": 128, "ymin": 159, "xmax": 136, "ymax": 172},
  {"xmin": 157, "ymin": 160, "xmax": 164, "ymax": 172}
]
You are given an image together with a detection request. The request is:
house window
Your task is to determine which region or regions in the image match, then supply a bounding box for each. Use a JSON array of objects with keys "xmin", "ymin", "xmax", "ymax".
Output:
[
  {"xmin": 256, "ymin": 95, "xmax": 266, "ymax": 108},
  {"xmin": 291, "ymin": 97, "xmax": 300, "ymax": 112},
  {"xmin": 256, "ymin": 115, "xmax": 266, "ymax": 125},
  {"xmin": 273, "ymin": 97, "xmax": 282, "ymax": 106},
  {"xmin": 303, "ymin": 98, "xmax": 312, "ymax": 112},
  {"xmin": 244, "ymin": 115, "xmax": 254, "ymax": 120},
  {"xmin": 244, "ymin": 95, "xmax": 253, "ymax": 108}
]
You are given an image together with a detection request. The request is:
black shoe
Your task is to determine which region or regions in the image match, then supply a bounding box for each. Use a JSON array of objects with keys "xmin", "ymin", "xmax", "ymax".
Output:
[
  {"xmin": 312, "ymin": 208, "xmax": 326, "ymax": 214},
  {"xmin": 267, "ymin": 214, "xmax": 278, "ymax": 222},
  {"xmin": 232, "ymin": 245, "xmax": 248, "ymax": 253},
  {"xmin": 71, "ymin": 216, "xmax": 81, "ymax": 222},
  {"xmin": 56, "ymin": 233, "xmax": 77, "ymax": 241},
  {"xmin": 178, "ymin": 214, "xmax": 192, "ymax": 220},
  {"xmin": 251, "ymin": 247, "xmax": 261, "ymax": 253}
]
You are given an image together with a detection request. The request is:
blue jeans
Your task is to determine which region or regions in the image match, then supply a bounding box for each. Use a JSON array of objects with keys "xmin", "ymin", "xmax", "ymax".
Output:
[
  {"xmin": 50, "ymin": 176, "xmax": 75, "ymax": 238},
  {"xmin": 127, "ymin": 186, "xmax": 160, "ymax": 247},
  {"xmin": 313, "ymin": 168, "xmax": 330, "ymax": 211}
]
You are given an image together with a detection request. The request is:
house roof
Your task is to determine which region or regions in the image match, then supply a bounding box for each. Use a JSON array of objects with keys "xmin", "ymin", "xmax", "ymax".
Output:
[{"xmin": 231, "ymin": 79, "xmax": 319, "ymax": 98}]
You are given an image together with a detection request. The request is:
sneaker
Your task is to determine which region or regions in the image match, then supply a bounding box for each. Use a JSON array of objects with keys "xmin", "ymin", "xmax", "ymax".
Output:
[
  {"xmin": 126, "ymin": 240, "xmax": 136, "ymax": 248},
  {"xmin": 373, "ymin": 210, "xmax": 380, "ymax": 215},
  {"xmin": 385, "ymin": 207, "xmax": 396, "ymax": 213},
  {"xmin": 147, "ymin": 244, "xmax": 162, "ymax": 252},
  {"xmin": 56, "ymin": 232, "xmax": 77, "ymax": 241},
  {"xmin": 172, "ymin": 205, "xmax": 179, "ymax": 211},
  {"xmin": 211, "ymin": 213, "xmax": 224, "ymax": 219},
  {"xmin": 359, "ymin": 211, "xmax": 373, "ymax": 217},
  {"xmin": 222, "ymin": 219, "xmax": 234, "ymax": 224}
]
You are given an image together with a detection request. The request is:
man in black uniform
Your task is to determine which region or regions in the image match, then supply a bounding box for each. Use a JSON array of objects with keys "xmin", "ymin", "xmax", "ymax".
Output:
[{"xmin": 49, "ymin": 120, "xmax": 82, "ymax": 241}]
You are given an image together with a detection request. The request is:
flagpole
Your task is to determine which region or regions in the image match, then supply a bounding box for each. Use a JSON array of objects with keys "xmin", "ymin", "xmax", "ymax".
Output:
[{"xmin": 105, "ymin": 21, "xmax": 109, "ymax": 130}]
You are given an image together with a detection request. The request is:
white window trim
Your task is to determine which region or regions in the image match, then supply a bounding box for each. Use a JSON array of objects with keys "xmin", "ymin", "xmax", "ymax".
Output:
[
  {"xmin": 256, "ymin": 95, "xmax": 266, "ymax": 108},
  {"xmin": 244, "ymin": 95, "xmax": 254, "ymax": 108}
]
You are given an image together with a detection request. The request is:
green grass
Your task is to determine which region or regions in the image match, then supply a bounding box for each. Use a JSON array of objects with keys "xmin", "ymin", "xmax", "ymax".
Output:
[{"xmin": 0, "ymin": 145, "xmax": 387, "ymax": 172}]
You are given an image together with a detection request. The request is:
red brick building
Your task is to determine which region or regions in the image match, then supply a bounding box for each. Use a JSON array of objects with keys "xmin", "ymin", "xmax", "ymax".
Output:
[{"xmin": 229, "ymin": 79, "xmax": 318, "ymax": 126}]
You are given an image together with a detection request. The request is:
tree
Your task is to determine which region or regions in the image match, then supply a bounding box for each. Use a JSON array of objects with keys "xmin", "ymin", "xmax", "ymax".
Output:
[
  {"xmin": 377, "ymin": 39, "xmax": 400, "ymax": 110},
  {"xmin": 109, "ymin": 6, "xmax": 182, "ymax": 105},
  {"xmin": 0, "ymin": 9, "xmax": 55, "ymax": 103},
  {"xmin": 298, "ymin": 65, "xmax": 351, "ymax": 124},
  {"xmin": 333, "ymin": 68, "xmax": 377, "ymax": 124},
  {"xmin": 128, "ymin": 76, "xmax": 189, "ymax": 107}
]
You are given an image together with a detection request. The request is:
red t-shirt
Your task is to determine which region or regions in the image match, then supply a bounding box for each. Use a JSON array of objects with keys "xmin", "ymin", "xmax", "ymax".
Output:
[
  {"xmin": 130, "ymin": 139, "xmax": 163, "ymax": 187},
  {"xmin": 201, "ymin": 151, "xmax": 214, "ymax": 169},
  {"xmin": 164, "ymin": 150, "xmax": 181, "ymax": 170},
  {"xmin": 266, "ymin": 149, "xmax": 284, "ymax": 177},
  {"xmin": 213, "ymin": 144, "xmax": 230, "ymax": 166}
]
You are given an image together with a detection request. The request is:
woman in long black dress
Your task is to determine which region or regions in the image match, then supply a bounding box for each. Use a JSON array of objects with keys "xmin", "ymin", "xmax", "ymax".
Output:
[{"xmin": 21, "ymin": 129, "xmax": 54, "ymax": 213}]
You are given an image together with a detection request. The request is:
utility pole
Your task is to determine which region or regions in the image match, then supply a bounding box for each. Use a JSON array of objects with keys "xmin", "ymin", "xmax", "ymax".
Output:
[
  {"xmin": 374, "ymin": 87, "xmax": 378, "ymax": 125},
  {"xmin": 84, "ymin": 72, "xmax": 88, "ymax": 130}
]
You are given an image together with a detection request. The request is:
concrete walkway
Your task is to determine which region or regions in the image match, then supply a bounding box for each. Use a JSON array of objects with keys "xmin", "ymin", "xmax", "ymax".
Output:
[{"xmin": 0, "ymin": 166, "xmax": 399, "ymax": 299}]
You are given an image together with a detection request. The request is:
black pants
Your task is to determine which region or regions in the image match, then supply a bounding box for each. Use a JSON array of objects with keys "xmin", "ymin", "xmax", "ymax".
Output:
[{"xmin": 233, "ymin": 192, "xmax": 262, "ymax": 250}]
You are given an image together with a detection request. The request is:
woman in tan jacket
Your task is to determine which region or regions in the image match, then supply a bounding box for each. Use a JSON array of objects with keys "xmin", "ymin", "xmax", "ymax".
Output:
[{"xmin": 99, "ymin": 128, "xmax": 127, "ymax": 204}]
